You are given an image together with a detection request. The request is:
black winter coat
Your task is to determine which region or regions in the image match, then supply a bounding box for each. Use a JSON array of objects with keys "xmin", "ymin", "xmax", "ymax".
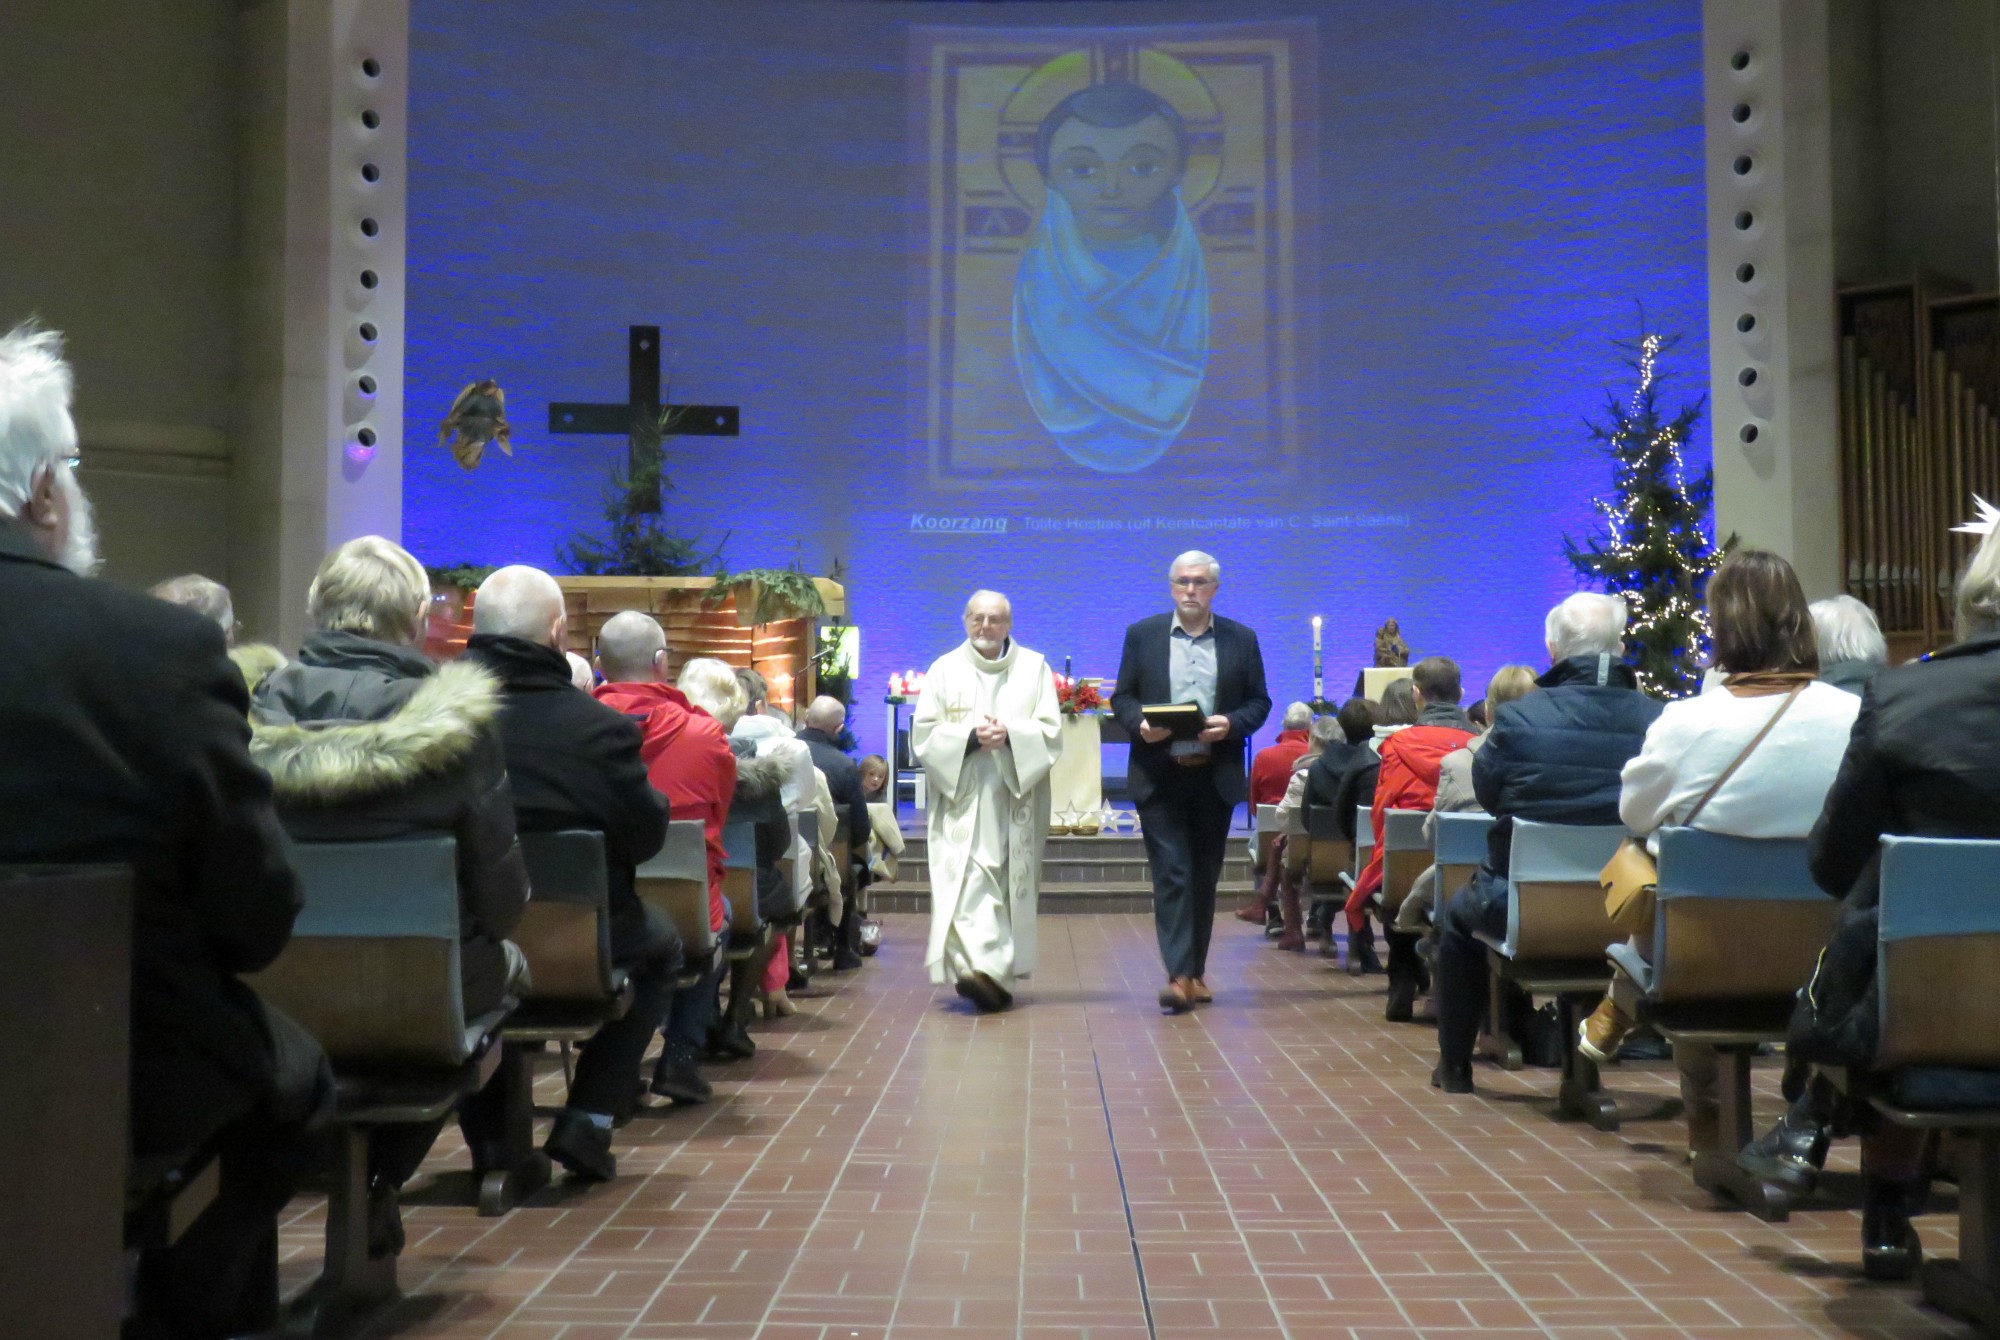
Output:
[
  {"xmin": 1471, "ymin": 655, "xmax": 1662, "ymax": 877},
  {"xmin": 252, "ymin": 631, "xmax": 528, "ymax": 1015},
  {"xmin": 798, "ymin": 726, "xmax": 869, "ymax": 856},
  {"xmin": 1302, "ymin": 738, "xmax": 1367, "ymax": 826},
  {"xmin": 460, "ymin": 635, "xmax": 668, "ymax": 954},
  {"xmin": 0, "ymin": 524, "xmax": 301, "ymax": 1157}
]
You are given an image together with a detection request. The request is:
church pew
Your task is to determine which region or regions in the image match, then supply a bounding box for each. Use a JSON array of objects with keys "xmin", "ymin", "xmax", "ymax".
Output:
[
  {"xmin": 247, "ymin": 836, "xmax": 510, "ymax": 1326},
  {"xmin": 1300, "ymin": 802, "xmax": 1352, "ymax": 950},
  {"xmin": 479, "ymin": 830, "xmax": 635, "ymax": 1215},
  {"xmin": 1472, "ymin": 821, "xmax": 1624, "ymax": 1128},
  {"xmin": 1376, "ymin": 808, "xmax": 1431, "ymax": 1010},
  {"xmin": 0, "ymin": 864, "xmax": 134, "ymax": 1340},
  {"xmin": 1633, "ymin": 829, "xmax": 1832, "ymax": 1222},
  {"xmin": 1865, "ymin": 836, "xmax": 2000, "ymax": 1330},
  {"xmin": 636, "ymin": 820, "xmax": 716, "ymax": 988},
  {"xmin": 720, "ymin": 819, "xmax": 764, "ymax": 961}
]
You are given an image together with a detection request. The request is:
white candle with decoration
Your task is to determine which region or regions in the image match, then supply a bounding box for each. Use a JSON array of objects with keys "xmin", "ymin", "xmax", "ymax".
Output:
[{"xmin": 1311, "ymin": 615, "xmax": 1323, "ymax": 703}]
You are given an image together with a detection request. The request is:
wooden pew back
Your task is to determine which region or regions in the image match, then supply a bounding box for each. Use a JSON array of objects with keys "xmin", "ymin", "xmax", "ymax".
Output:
[
  {"xmin": 1651, "ymin": 828, "xmax": 1834, "ymax": 1005},
  {"xmin": 1877, "ymin": 836, "xmax": 2000, "ymax": 1069}
]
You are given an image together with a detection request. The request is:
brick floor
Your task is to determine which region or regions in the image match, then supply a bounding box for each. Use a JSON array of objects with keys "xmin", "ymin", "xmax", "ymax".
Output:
[{"xmin": 281, "ymin": 913, "xmax": 1978, "ymax": 1339}]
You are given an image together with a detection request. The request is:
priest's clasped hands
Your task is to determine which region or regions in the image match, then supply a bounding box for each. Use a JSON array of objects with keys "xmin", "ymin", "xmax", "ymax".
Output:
[{"xmin": 973, "ymin": 715, "xmax": 1012, "ymax": 750}]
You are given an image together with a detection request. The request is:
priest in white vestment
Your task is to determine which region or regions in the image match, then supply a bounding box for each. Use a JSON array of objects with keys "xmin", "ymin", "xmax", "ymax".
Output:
[{"xmin": 913, "ymin": 591, "xmax": 1063, "ymax": 1012}]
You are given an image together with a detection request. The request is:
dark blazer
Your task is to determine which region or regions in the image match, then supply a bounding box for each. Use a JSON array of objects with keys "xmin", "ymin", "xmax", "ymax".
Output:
[
  {"xmin": 461, "ymin": 634, "xmax": 669, "ymax": 954},
  {"xmin": 0, "ymin": 523, "xmax": 301, "ymax": 1157},
  {"xmin": 1111, "ymin": 612, "xmax": 1271, "ymax": 806},
  {"xmin": 1809, "ymin": 634, "xmax": 2000, "ymax": 908},
  {"xmin": 798, "ymin": 726, "xmax": 869, "ymax": 854}
]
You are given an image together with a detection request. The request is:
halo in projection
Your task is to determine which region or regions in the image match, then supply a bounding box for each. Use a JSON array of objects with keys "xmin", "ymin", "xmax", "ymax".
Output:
[{"xmin": 912, "ymin": 24, "xmax": 1312, "ymax": 487}]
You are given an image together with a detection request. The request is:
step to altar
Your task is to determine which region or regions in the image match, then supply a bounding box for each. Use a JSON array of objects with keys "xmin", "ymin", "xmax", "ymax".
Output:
[{"xmin": 870, "ymin": 830, "xmax": 1260, "ymax": 915}]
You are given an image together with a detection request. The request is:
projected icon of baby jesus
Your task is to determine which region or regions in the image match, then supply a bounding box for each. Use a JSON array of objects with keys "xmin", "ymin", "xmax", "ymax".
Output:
[{"xmin": 1012, "ymin": 83, "xmax": 1211, "ymax": 474}]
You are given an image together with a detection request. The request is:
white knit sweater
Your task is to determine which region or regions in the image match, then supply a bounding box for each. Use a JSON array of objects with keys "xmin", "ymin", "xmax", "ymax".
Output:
[{"xmin": 1619, "ymin": 680, "xmax": 1861, "ymax": 843}]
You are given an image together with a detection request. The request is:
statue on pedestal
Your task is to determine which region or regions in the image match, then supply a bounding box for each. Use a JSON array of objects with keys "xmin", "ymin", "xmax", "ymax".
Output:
[{"xmin": 1373, "ymin": 619, "xmax": 1409, "ymax": 668}]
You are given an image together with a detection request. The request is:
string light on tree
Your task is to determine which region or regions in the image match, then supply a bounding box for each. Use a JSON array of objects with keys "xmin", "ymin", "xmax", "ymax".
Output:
[{"xmin": 1562, "ymin": 326, "xmax": 1731, "ymax": 699}]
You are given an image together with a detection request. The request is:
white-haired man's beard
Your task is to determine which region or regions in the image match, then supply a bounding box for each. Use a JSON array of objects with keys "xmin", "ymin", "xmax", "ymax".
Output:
[{"xmin": 54, "ymin": 465, "xmax": 100, "ymax": 576}]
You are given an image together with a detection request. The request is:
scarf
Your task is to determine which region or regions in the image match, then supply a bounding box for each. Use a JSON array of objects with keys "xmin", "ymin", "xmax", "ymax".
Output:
[{"xmin": 1722, "ymin": 669, "xmax": 1817, "ymax": 698}]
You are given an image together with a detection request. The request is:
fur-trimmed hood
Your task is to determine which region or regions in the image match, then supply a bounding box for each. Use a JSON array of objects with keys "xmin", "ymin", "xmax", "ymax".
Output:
[
  {"xmin": 733, "ymin": 751, "xmax": 788, "ymax": 806},
  {"xmin": 250, "ymin": 660, "xmax": 501, "ymax": 804}
]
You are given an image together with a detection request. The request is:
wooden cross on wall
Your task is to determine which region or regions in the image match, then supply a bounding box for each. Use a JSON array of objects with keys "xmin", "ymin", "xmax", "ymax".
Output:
[{"xmin": 548, "ymin": 325, "xmax": 739, "ymax": 512}]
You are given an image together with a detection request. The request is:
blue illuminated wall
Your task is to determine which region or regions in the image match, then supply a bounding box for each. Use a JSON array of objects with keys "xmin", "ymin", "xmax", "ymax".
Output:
[{"xmin": 402, "ymin": 0, "xmax": 1706, "ymax": 755}]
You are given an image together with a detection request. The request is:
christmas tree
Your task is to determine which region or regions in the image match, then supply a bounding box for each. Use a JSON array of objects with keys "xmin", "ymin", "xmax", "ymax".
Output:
[{"xmin": 1562, "ymin": 329, "xmax": 1727, "ymax": 699}]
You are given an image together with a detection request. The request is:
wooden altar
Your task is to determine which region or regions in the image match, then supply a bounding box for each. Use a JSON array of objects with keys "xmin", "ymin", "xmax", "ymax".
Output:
[{"xmin": 426, "ymin": 575, "xmax": 845, "ymax": 714}]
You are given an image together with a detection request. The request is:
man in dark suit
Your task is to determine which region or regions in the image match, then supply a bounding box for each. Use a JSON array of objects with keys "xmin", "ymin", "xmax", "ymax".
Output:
[
  {"xmin": 1112, "ymin": 550, "xmax": 1271, "ymax": 1013},
  {"xmin": 799, "ymin": 695, "xmax": 870, "ymax": 971},
  {"xmin": 0, "ymin": 324, "xmax": 322, "ymax": 1339}
]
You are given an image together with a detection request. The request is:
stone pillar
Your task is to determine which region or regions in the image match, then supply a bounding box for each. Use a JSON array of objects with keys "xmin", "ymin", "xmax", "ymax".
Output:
[
  {"xmin": 1704, "ymin": 0, "xmax": 1842, "ymax": 596},
  {"xmin": 232, "ymin": 0, "xmax": 408, "ymax": 647}
]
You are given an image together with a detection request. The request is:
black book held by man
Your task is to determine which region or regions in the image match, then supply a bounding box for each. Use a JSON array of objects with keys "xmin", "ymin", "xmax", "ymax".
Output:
[{"xmin": 1141, "ymin": 702, "xmax": 1206, "ymax": 740}]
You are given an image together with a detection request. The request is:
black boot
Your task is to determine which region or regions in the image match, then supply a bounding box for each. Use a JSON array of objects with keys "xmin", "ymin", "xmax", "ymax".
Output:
[
  {"xmin": 545, "ymin": 1109, "xmax": 617, "ymax": 1183},
  {"xmin": 1384, "ymin": 935, "xmax": 1418, "ymax": 1021},
  {"xmin": 1736, "ymin": 1084, "xmax": 1834, "ymax": 1197},
  {"xmin": 1431, "ymin": 1061, "xmax": 1474, "ymax": 1094},
  {"xmin": 1347, "ymin": 924, "xmax": 1381, "ymax": 977},
  {"xmin": 830, "ymin": 903, "xmax": 864, "ymax": 972},
  {"xmin": 1861, "ymin": 1176, "xmax": 1925, "ymax": 1281}
]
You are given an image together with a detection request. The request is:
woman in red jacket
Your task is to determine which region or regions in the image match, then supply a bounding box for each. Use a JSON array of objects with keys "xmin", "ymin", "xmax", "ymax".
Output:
[{"xmin": 1344, "ymin": 658, "xmax": 1474, "ymax": 975}]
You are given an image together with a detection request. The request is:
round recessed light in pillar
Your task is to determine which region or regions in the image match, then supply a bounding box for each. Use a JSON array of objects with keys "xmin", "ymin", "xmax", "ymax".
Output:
[
  {"xmin": 1731, "ymin": 50, "xmax": 1751, "ymax": 72},
  {"xmin": 1738, "ymin": 367, "xmax": 1758, "ymax": 387},
  {"xmin": 1736, "ymin": 262, "xmax": 1756, "ymax": 284},
  {"xmin": 1733, "ymin": 154, "xmax": 1754, "ymax": 176},
  {"xmin": 360, "ymin": 109, "xmax": 380, "ymax": 131},
  {"xmin": 359, "ymin": 269, "xmax": 379, "ymax": 289},
  {"xmin": 1731, "ymin": 102, "xmax": 1752, "ymax": 124},
  {"xmin": 1737, "ymin": 313, "xmax": 1756, "ymax": 333},
  {"xmin": 357, "ymin": 427, "xmax": 378, "ymax": 447},
  {"xmin": 361, "ymin": 57, "xmax": 381, "ymax": 80},
  {"xmin": 1739, "ymin": 424, "xmax": 1760, "ymax": 444},
  {"xmin": 1734, "ymin": 210, "xmax": 1754, "ymax": 231},
  {"xmin": 358, "ymin": 375, "xmax": 378, "ymax": 396},
  {"xmin": 360, "ymin": 162, "xmax": 380, "ymax": 184},
  {"xmin": 360, "ymin": 217, "xmax": 379, "ymax": 238},
  {"xmin": 358, "ymin": 321, "xmax": 378, "ymax": 343}
]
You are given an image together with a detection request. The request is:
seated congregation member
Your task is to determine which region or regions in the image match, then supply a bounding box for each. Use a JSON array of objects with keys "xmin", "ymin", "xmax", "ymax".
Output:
[
  {"xmin": 672, "ymin": 657, "xmax": 789, "ymax": 1060},
  {"xmin": 1254, "ymin": 713, "xmax": 1347, "ymax": 949},
  {"xmin": 798, "ymin": 695, "xmax": 870, "ymax": 971},
  {"xmin": 1237, "ymin": 701, "xmax": 1313, "ymax": 924},
  {"xmin": 565, "ymin": 650, "xmax": 597, "ymax": 691},
  {"xmin": 251, "ymin": 536, "xmax": 528, "ymax": 1250},
  {"xmin": 1810, "ymin": 593, "xmax": 1889, "ymax": 696},
  {"xmin": 1431, "ymin": 593, "xmax": 1661, "ymax": 1094},
  {"xmin": 1345, "ymin": 658, "xmax": 1475, "ymax": 980},
  {"xmin": 1393, "ymin": 664, "xmax": 1539, "ymax": 940},
  {"xmin": 0, "ymin": 325, "xmax": 322, "ymax": 1340},
  {"xmin": 860, "ymin": 753, "xmax": 890, "ymax": 802},
  {"xmin": 455, "ymin": 577, "xmax": 670, "ymax": 1178},
  {"xmin": 1300, "ymin": 696, "xmax": 1376, "ymax": 819},
  {"xmin": 1325, "ymin": 678, "xmax": 1420, "ymax": 969},
  {"xmin": 1737, "ymin": 523, "xmax": 2000, "ymax": 1278},
  {"xmin": 730, "ymin": 668, "xmax": 818, "ymax": 1011},
  {"xmin": 1578, "ymin": 551, "xmax": 1859, "ymax": 1064},
  {"xmin": 151, "ymin": 571, "xmax": 288, "ymax": 695}
]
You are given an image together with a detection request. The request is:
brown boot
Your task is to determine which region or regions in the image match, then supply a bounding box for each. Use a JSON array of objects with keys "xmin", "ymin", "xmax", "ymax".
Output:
[
  {"xmin": 1275, "ymin": 869, "xmax": 1306, "ymax": 952},
  {"xmin": 1234, "ymin": 895, "xmax": 1270, "ymax": 924},
  {"xmin": 1577, "ymin": 997, "xmax": 1635, "ymax": 1065}
]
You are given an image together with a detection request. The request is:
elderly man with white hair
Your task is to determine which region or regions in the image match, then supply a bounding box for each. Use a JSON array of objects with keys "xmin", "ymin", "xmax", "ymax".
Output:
[
  {"xmin": 1429, "ymin": 592, "xmax": 1662, "ymax": 1093},
  {"xmin": 912, "ymin": 590, "xmax": 1063, "ymax": 1011},
  {"xmin": 796, "ymin": 692, "xmax": 871, "ymax": 969},
  {"xmin": 0, "ymin": 324, "xmax": 323, "ymax": 1337},
  {"xmin": 1809, "ymin": 593, "xmax": 1890, "ymax": 696},
  {"xmin": 460, "ymin": 566, "xmax": 672, "ymax": 1180}
]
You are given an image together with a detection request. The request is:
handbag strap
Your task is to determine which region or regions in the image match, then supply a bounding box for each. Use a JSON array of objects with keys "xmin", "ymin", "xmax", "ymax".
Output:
[{"xmin": 1682, "ymin": 683, "xmax": 1806, "ymax": 827}]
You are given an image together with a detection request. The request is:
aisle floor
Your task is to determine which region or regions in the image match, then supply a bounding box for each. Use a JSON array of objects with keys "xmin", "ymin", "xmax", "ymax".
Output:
[{"xmin": 281, "ymin": 913, "xmax": 1977, "ymax": 1340}]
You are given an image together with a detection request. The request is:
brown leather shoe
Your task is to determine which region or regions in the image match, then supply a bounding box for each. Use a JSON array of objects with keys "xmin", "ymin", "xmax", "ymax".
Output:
[
  {"xmin": 1158, "ymin": 977, "xmax": 1195, "ymax": 1014},
  {"xmin": 1189, "ymin": 977, "xmax": 1214, "ymax": 1004},
  {"xmin": 1233, "ymin": 897, "xmax": 1269, "ymax": 924}
]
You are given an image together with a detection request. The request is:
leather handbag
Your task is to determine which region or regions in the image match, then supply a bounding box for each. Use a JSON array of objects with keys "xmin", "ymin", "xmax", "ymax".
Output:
[{"xmin": 1598, "ymin": 683, "xmax": 1806, "ymax": 933}]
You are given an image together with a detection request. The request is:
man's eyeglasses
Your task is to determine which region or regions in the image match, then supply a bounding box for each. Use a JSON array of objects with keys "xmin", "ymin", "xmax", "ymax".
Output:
[{"xmin": 1171, "ymin": 576, "xmax": 1216, "ymax": 590}]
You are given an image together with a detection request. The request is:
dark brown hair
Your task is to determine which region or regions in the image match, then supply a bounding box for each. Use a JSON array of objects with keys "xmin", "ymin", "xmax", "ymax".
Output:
[
  {"xmin": 1410, "ymin": 655, "xmax": 1462, "ymax": 704},
  {"xmin": 1708, "ymin": 548, "xmax": 1819, "ymax": 675}
]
